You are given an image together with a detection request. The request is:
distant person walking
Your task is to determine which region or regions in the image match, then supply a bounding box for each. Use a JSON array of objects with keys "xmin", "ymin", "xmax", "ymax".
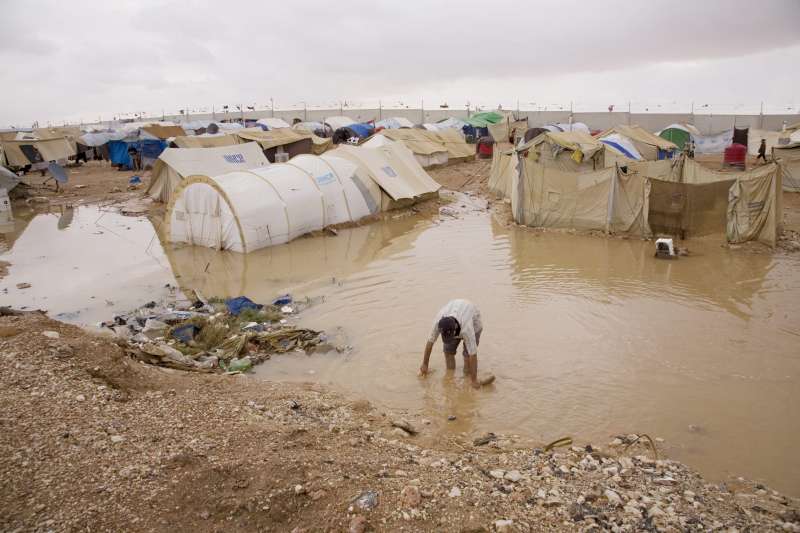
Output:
[
  {"xmin": 757, "ymin": 139, "xmax": 768, "ymax": 163},
  {"xmin": 419, "ymin": 299, "xmax": 494, "ymax": 388}
]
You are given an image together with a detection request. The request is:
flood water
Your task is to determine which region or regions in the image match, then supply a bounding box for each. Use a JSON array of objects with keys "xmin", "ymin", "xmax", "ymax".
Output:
[{"xmin": 2, "ymin": 202, "xmax": 799, "ymax": 495}]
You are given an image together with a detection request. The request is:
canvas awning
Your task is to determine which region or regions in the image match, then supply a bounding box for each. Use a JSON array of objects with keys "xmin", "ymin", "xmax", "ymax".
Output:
[
  {"xmin": 332, "ymin": 142, "xmax": 441, "ymax": 202},
  {"xmin": 147, "ymin": 142, "xmax": 269, "ymax": 202},
  {"xmin": 141, "ymin": 125, "xmax": 187, "ymax": 140},
  {"xmin": 172, "ymin": 134, "xmax": 240, "ymax": 148},
  {"xmin": 1, "ymin": 137, "xmax": 76, "ymax": 167}
]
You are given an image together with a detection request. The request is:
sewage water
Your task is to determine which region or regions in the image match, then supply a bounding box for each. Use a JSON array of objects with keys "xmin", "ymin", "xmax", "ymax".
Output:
[{"xmin": 2, "ymin": 203, "xmax": 799, "ymax": 495}]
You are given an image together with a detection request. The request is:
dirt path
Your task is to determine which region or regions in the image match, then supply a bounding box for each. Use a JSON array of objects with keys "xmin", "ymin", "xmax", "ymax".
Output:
[{"xmin": 17, "ymin": 161, "xmax": 145, "ymax": 207}]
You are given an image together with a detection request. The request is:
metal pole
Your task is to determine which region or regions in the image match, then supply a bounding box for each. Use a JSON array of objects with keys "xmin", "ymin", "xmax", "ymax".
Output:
[
  {"xmin": 420, "ymin": 98, "xmax": 424, "ymax": 124},
  {"xmin": 379, "ymin": 100, "xmax": 382, "ymax": 121},
  {"xmin": 271, "ymin": 98, "xmax": 275, "ymax": 118},
  {"xmin": 760, "ymin": 101, "xmax": 764, "ymax": 129}
]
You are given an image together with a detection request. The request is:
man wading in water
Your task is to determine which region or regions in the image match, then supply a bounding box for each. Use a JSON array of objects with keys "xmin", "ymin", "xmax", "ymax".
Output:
[{"xmin": 419, "ymin": 299, "xmax": 495, "ymax": 388}]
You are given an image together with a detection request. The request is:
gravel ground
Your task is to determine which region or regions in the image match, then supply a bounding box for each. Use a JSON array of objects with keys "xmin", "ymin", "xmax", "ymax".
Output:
[{"xmin": 1, "ymin": 313, "xmax": 798, "ymax": 532}]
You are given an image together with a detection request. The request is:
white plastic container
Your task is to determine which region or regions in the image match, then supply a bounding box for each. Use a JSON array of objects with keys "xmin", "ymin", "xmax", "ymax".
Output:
[{"xmin": 0, "ymin": 188, "xmax": 12, "ymax": 224}]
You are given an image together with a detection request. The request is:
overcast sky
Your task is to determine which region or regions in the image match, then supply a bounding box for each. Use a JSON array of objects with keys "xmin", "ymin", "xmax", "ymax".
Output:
[{"xmin": 1, "ymin": 0, "xmax": 799, "ymax": 127}]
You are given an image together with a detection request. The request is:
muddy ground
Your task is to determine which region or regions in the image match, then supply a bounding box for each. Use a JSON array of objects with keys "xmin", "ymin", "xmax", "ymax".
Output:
[
  {"xmin": 2, "ymin": 156, "xmax": 800, "ymax": 531},
  {"xmin": 1, "ymin": 313, "xmax": 798, "ymax": 532}
]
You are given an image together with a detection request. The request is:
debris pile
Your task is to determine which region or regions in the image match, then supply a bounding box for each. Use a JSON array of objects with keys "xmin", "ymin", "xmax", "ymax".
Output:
[{"xmin": 100, "ymin": 287, "xmax": 342, "ymax": 373}]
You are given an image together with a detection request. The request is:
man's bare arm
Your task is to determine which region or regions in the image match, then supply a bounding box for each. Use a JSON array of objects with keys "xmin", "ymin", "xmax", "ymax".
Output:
[{"xmin": 420, "ymin": 341, "xmax": 434, "ymax": 375}]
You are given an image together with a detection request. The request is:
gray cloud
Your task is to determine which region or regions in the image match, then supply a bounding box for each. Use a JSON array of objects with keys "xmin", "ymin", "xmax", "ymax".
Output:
[{"xmin": 1, "ymin": 0, "xmax": 798, "ymax": 126}]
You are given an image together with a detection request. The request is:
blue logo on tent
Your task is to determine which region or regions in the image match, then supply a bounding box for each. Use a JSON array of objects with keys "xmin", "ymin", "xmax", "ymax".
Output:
[
  {"xmin": 381, "ymin": 166, "xmax": 397, "ymax": 177},
  {"xmin": 315, "ymin": 172, "xmax": 336, "ymax": 185},
  {"xmin": 223, "ymin": 153, "xmax": 246, "ymax": 163}
]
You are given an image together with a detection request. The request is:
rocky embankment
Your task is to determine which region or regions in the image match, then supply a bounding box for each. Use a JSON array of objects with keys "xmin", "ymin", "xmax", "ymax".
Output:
[{"xmin": 1, "ymin": 312, "xmax": 798, "ymax": 532}]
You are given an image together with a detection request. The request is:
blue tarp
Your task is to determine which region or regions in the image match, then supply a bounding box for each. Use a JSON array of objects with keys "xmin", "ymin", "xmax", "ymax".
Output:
[
  {"xmin": 225, "ymin": 296, "xmax": 262, "ymax": 316},
  {"xmin": 108, "ymin": 140, "xmax": 133, "ymax": 169},
  {"xmin": 348, "ymin": 123, "xmax": 374, "ymax": 138},
  {"xmin": 600, "ymin": 139, "xmax": 639, "ymax": 159},
  {"xmin": 139, "ymin": 140, "xmax": 167, "ymax": 159},
  {"xmin": 108, "ymin": 140, "xmax": 167, "ymax": 169}
]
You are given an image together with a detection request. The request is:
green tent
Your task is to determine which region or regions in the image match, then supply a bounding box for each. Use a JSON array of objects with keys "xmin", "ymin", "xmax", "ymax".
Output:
[
  {"xmin": 659, "ymin": 127, "xmax": 691, "ymax": 150},
  {"xmin": 463, "ymin": 111, "xmax": 505, "ymax": 127}
]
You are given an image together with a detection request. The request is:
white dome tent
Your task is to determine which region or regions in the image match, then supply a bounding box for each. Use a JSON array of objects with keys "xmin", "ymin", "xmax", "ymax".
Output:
[
  {"xmin": 287, "ymin": 154, "xmax": 374, "ymax": 225},
  {"xmin": 164, "ymin": 148, "xmax": 428, "ymax": 253}
]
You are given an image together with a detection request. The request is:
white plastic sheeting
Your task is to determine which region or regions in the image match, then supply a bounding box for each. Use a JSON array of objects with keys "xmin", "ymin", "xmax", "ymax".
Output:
[
  {"xmin": 293, "ymin": 121, "xmax": 325, "ymax": 132},
  {"xmin": 423, "ymin": 117, "xmax": 467, "ymax": 131},
  {"xmin": 375, "ymin": 117, "xmax": 415, "ymax": 129},
  {"xmin": 257, "ymin": 117, "xmax": 291, "ymax": 130},
  {"xmin": 324, "ymin": 116, "xmax": 356, "ymax": 130},
  {"xmin": 598, "ymin": 133, "xmax": 643, "ymax": 160},
  {"xmin": 543, "ymin": 122, "xmax": 590, "ymax": 133},
  {"xmin": 78, "ymin": 131, "xmax": 128, "ymax": 146},
  {"xmin": 693, "ymin": 129, "xmax": 733, "ymax": 154}
]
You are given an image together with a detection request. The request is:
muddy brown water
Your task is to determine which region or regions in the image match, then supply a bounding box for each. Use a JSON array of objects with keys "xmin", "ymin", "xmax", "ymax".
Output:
[{"xmin": 2, "ymin": 202, "xmax": 799, "ymax": 495}]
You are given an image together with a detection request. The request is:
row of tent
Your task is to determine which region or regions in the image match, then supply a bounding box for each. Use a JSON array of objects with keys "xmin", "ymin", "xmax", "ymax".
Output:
[
  {"xmin": 488, "ymin": 129, "xmax": 788, "ymax": 246},
  {"xmin": 164, "ymin": 140, "xmax": 441, "ymax": 253}
]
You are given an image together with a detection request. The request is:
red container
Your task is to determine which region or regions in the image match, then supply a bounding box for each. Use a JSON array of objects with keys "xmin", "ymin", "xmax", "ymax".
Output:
[
  {"xmin": 477, "ymin": 137, "xmax": 493, "ymax": 158},
  {"xmin": 723, "ymin": 143, "xmax": 747, "ymax": 168}
]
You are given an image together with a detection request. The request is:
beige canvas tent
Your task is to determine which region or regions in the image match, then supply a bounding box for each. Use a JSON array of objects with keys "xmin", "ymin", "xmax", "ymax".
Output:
[
  {"xmin": 141, "ymin": 125, "xmax": 187, "ymax": 140},
  {"xmin": 233, "ymin": 128, "xmax": 331, "ymax": 159},
  {"xmin": 487, "ymin": 148, "xmax": 516, "ymax": 199},
  {"xmin": 147, "ymin": 142, "xmax": 269, "ymax": 203},
  {"xmin": 172, "ymin": 134, "xmax": 239, "ymax": 148},
  {"xmin": 518, "ymin": 131, "xmax": 604, "ymax": 172},
  {"xmin": 33, "ymin": 127, "xmax": 83, "ymax": 151},
  {"xmin": 331, "ymin": 142, "xmax": 441, "ymax": 210},
  {"xmin": 371, "ymin": 129, "xmax": 449, "ymax": 167},
  {"xmin": 772, "ymin": 143, "xmax": 800, "ymax": 192},
  {"xmin": 429, "ymin": 128, "xmax": 474, "ymax": 160},
  {"xmin": 1, "ymin": 137, "xmax": 76, "ymax": 167},
  {"xmin": 487, "ymin": 116, "xmax": 528, "ymax": 144},
  {"xmin": 511, "ymin": 152, "xmax": 782, "ymax": 246},
  {"xmin": 372, "ymin": 128, "xmax": 473, "ymax": 167}
]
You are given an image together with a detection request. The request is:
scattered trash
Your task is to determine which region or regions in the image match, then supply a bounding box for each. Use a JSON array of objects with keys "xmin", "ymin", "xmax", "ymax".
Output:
[
  {"xmin": 447, "ymin": 415, "xmax": 457, "ymax": 421},
  {"xmin": 103, "ymin": 291, "xmax": 328, "ymax": 374},
  {"xmin": 42, "ymin": 330, "xmax": 60, "ymax": 339},
  {"xmin": 544, "ymin": 436, "xmax": 573, "ymax": 452},
  {"xmin": 171, "ymin": 323, "xmax": 200, "ymax": 343},
  {"xmin": 354, "ymin": 490, "xmax": 379, "ymax": 511},
  {"xmin": 226, "ymin": 296, "xmax": 262, "ymax": 316},
  {"xmin": 142, "ymin": 318, "xmax": 168, "ymax": 333},
  {"xmin": 272, "ymin": 294, "xmax": 292, "ymax": 306},
  {"xmin": 16, "ymin": 282, "xmax": 31, "ymax": 289},
  {"xmin": 129, "ymin": 175, "xmax": 142, "ymax": 185},
  {"xmin": 226, "ymin": 356, "xmax": 253, "ymax": 373}
]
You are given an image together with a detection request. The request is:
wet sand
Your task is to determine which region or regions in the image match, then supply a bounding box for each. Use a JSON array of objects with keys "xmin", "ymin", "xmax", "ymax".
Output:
[{"xmin": 2, "ymin": 196, "xmax": 799, "ymax": 496}]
